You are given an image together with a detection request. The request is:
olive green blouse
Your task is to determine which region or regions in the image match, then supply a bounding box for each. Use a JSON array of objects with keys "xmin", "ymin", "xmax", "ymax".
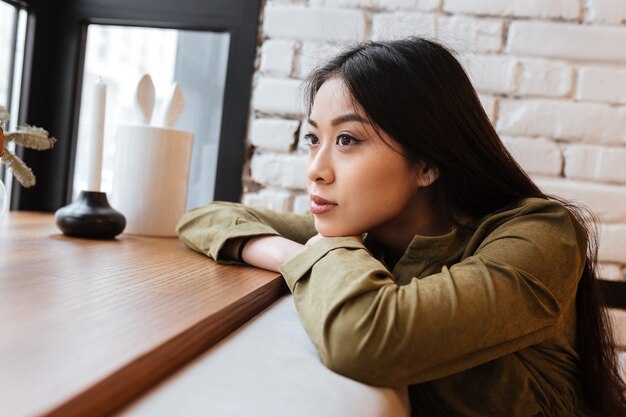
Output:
[{"xmin": 176, "ymin": 197, "xmax": 591, "ymax": 416}]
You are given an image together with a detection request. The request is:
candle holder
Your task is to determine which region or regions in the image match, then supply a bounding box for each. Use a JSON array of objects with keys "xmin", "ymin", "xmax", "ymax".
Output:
[{"xmin": 55, "ymin": 191, "xmax": 126, "ymax": 239}]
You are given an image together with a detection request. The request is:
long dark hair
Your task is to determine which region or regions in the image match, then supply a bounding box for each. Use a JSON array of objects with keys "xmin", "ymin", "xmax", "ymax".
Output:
[{"xmin": 304, "ymin": 37, "xmax": 626, "ymax": 415}]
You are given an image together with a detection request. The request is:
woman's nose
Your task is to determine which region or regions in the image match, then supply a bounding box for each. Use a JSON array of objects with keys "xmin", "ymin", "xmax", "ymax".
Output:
[{"xmin": 306, "ymin": 146, "xmax": 334, "ymax": 184}]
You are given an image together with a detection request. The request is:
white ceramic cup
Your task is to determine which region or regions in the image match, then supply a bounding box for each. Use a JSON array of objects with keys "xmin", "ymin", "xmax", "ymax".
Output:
[{"xmin": 112, "ymin": 124, "xmax": 194, "ymax": 237}]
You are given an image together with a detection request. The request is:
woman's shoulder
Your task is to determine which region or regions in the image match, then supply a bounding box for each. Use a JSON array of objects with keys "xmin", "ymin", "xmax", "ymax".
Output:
[
  {"xmin": 467, "ymin": 196, "xmax": 588, "ymax": 265},
  {"xmin": 500, "ymin": 196, "xmax": 570, "ymax": 217},
  {"xmin": 475, "ymin": 197, "xmax": 583, "ymax": 233}
]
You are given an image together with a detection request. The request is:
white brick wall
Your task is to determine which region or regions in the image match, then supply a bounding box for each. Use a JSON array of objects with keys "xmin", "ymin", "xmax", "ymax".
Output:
[
  {"xmin": 497, "ymin": 100, "xmax": 626, "ymax": 144},
  {"xmin": 260, "ymin": 40, "xmax": 296, "ymax": 77},
  {"xmin": 310, "ymin": 0, "xmax": 378, "ymax": 7},
  {"xmin": 460, "ymin": 54, "xmax": 519, "ymax": 95},
  {"xmin": 517, "ymin": 59, "xmax": 573, "ymax": 98},
  {"xmin": 371, "ymin": 12, "xmax": 436, "ymax": 40},
  {"xmin": 501, "ymin": 137, "xmax": 563, "ymax": 176},
  {"xmin": 250, "ymin": 153, "xmax": 308, "ymax": 190},
  {"xmin": 507, "ymin": 21, "xmax": 626, "ymax": 63},
  {"xmin": 597, "ymin": 262, "xmax": 624, "ymax": 280},
  {"xmin": 252, "ymin": 77, "xmax": 303, "ymax": 116},
  {"xmin": 243, "ymin": 0, "xmax": 626, "ymax": 277},
  {"xmin": 383, "ymin": 0, "xmax": 440, "ymax": 12},
  {"xmin": 535, "ymin": 177, "xmax": 626, "ymax": 224},
  {"xmin": 478, "ymin": 95, "xmax": 496, "ymax": 122},
  {"xmin": 263, "ymin": 5, "xmax": 367, "ymax": 42},
  {"xmin": 564, "ymin": 145, "xmax": 626, "ymax": 184},
  {"xmin": 250, "ymin": 119, "xmax": 300, "ymax": 152},
  {"xmin": 243, "ymin": 188, "xmax": 292, "ymax": 212},
  {"xmin": 444, "ymin": 0, "xmax": 581, "ymax": 20},
  {"xmin": 577, "ymin": 66, "xmax": 626, "ymax": 104},
  {"xmin": 297, "ymin": 42, "xmax": 343, "ymax": 78},
  {"xmin": 437, "ymin": 16, "xmax": 503, "ymax": 53},
  {"xmin": 600, "ymin": 224, "xmax": 626, "ymax": 263},
  {"xmin": 584, "ymin": 0, "xmax": 626, "ymax": 25}
]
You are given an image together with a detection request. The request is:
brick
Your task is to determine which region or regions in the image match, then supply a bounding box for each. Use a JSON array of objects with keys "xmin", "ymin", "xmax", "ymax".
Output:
[
  {"xmin": 371, "ymin": 13, "xmax": 436, "ymax": 40},
  {"xmin": 459, "ymin": 54, "xmax": 518, "ymax": 95},
  {"xmin": 263, "ymin": 5, "xmax": 366, "ymax": 42},
  {"xmin": 534, "ymin": 176, "xmax": 626, "ymax": 223},
  {"xmin": 478, "ymin": 95, "xmax": 496, "ymax": 123},
  {"xmin": 381, "ymin": 0, "xmax": 440, "ymax": 12},
  {"xmin": 597, "ymin": 262, "xmax": 624, "ymax": 281},
  {"xmin": 497, "ymin": 100, "xmax": 626, "ymax": 145},
  {"xmin": 577, "ymin": 66, "xmax": 626, "ymax": 105},
  {"xmin": 596, "ymin": 148, "xmax": 626, "ymax": 183},
  {"xmin": 564, "ymin": 145, "xmax": 626, "ymax": 184},
  {"xmin": 310, "ymin": 0, "xmax": 377, "ymax": 7},
  {"xmin": 310, "ymin": 0, "xmax": 439, "ymax": 10},
  {"xmin": 269, "ymin": 0, "xmax": 307, "ymax": 4},
  {"xmin": 564, "ymin": 145, "xmax": 599, "ymax": 181},
  {"xmin": 297, "ymin": 42, "xmax": 343, "ymax": 78},
  {"xmin": 293, "ymin": 193, "xmax": 311, "ymax": 214},
  {"xmin": 599, "ymin": 224, "xmax": 626, "ymax": 263},
  {"xmin": 507, "ymin": 21, "xmax": 626, "ymax": 63},
  {"xmin": 260, "ymin": 40, "xmax": 296, "ymax": 77},
  {"xmin": 609, "ymin": 309, "xmax": 626, "ymax": 349},
  {"xmin": 443, "ymin": 0, "xmax": 580, "ymax": 19},
  {"xmin": 250, "ymin": 118, "xmax": 300, "ymax": 152},
  {"xmin": 517, "ymin": 59, "xmax": 573, "ymax": 98},
  {"xmin": 619, "ymin": 351, "xmax": 626, "ymax": 380},
  {"xmin": 242, "ymin": 189, "xmax": 291, "ymax": 212},
  {"xmin": 252, "ymin": 77, "xmax": 304, "ymax": 116},
  {"xmin": 584, "ymin": 0, "xmax": 626, "ymax": 25},
  {"xmin": 437, "ymin": 16, "xmax": 503, "ymax": 53},
  {"xmin": 501, "ymin": 136, "xmax": 563, "ymax": 176},
  {"xmin": 250, "ymin": 152, "xmax": 308, "ymax": 189}
]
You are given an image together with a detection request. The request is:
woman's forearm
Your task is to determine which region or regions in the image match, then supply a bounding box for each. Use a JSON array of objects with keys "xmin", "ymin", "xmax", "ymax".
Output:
[
  {"xmin": 227, "ymin": 233, "xmax": 360, "ymax": 273},
  {"xmin": 235, "ymin": 235, "xmax": 306, "ymax": 272}
]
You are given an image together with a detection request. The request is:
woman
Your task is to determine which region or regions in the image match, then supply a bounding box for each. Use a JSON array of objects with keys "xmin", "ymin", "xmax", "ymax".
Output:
[{"xmin": 177, "ymin": 38, "xmax": 626, "ymax": 416}]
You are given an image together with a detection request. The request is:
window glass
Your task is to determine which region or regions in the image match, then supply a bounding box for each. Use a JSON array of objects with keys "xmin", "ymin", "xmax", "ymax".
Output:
[
  {"xmin": 73, "ymin": 24, "xmax": 230, "ymax": 208},
  {"xmin": 0, "ymin": 3, "xmax": 27, "ymax": 209},
  {"xmin": 0, "ymin": 2, "xmax": 15, "ymax": 107}
]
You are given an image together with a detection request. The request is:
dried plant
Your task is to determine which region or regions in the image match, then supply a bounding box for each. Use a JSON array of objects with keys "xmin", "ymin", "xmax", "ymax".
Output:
[{"xmin": 0, "ymin": 106, "xmax": 56, "ymax": 188}]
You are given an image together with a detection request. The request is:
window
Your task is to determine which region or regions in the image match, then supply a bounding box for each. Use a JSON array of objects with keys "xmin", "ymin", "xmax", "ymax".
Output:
[
  {"xmin": 10, "ymin": 0, "xmax": 261, "ymax": 212},
  {"xmin": 0, "ymin": 0, "xmax": 27, "ymax": 209},
  {"xmin": 74, "ymin": 25, "xmax": 229, "ymax": 209}
]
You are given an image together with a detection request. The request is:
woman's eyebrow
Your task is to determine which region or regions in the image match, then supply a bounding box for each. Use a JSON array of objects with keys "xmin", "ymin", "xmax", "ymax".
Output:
[{"xmin": 308, "ymin": 114, "xmax": 370, "ymax": 127}]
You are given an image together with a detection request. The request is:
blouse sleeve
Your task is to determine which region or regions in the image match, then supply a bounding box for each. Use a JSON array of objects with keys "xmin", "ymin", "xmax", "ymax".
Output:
[
  {"xmin": 176, "ymin": 201, "xmax": 317, "ymax": 263},
  {"xmin": 279, "ymin": 201, "xmax": 587, "ymax": 387}
]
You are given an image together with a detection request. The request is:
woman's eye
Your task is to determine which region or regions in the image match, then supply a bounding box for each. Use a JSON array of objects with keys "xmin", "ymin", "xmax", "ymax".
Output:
[
  {"xmin": 336, "ymin": 134, "xmax": 359, "ymax": 147},
  {"xmin": 303, "ymin": 133, "xmax": 319, "ymax": 147}
]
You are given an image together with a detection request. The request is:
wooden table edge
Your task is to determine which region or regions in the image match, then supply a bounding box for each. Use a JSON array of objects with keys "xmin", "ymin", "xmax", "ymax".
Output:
[{"xmin": 46, "ymin": 277, "xmax": 288, "ymax": 417}]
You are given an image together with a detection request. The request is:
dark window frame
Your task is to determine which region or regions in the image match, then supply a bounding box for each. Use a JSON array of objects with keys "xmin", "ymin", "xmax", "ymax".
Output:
[{"xmin": 11, "ymin": 0, "xmax": 261, "ymax": 211}]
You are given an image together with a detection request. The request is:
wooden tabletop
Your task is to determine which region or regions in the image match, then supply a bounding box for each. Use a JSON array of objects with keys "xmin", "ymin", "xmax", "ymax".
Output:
[{"xmin": 0, "ymin": 212, "xmax": 286, "ymax": 417}]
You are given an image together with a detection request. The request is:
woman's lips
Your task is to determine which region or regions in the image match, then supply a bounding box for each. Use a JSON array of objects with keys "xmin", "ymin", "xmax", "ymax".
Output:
[{"xmin": 310, "ymin": 195, "xmax": 337, "ymax": 215}]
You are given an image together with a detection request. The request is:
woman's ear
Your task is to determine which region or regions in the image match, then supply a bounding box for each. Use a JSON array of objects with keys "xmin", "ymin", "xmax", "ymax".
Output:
[{"xmin": 415, "ymin": 162, "xmax": 439, "ymax": 187}]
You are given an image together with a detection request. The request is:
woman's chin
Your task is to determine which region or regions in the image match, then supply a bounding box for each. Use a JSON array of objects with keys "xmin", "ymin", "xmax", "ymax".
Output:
[{"xmin": 314, "ymin": 219, "xmax": 363, "ymax": 237}]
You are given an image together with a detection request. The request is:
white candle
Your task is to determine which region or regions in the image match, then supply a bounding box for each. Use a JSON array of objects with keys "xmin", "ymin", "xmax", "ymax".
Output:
[{"xmin": 86, "ymin": 77, "xmax": 107, "ymax": 192}]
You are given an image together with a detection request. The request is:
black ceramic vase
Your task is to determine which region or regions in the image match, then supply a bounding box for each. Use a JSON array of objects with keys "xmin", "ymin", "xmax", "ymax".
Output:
[{"xmin": 55, "ymin": 191, "xmax": 126, "ymax": 239}]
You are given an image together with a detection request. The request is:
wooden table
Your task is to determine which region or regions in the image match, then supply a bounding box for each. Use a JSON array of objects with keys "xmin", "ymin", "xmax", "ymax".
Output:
[{"xmin": 0, "ymin": 212, "xmax": 286, "ymax": 417}]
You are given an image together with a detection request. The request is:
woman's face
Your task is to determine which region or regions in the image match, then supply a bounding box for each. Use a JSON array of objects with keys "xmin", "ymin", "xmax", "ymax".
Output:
[{"xmin": 305, "ymin": 78, "xmax": 428, "ymax": 238}]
